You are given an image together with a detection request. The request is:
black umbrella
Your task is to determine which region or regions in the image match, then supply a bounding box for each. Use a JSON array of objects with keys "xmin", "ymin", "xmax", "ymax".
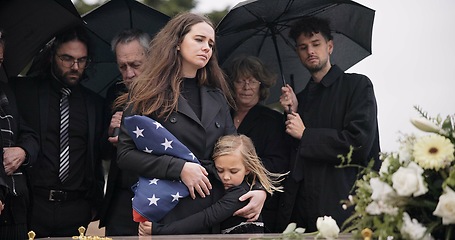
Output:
[
  {"xmin": 82, "ymin": 0, "xmax": 170, "ymax": 97},
  {"xmin": 0, "ymin": 0, "xmax": 82, "ymax": 81},
  {"xmin": 216, "ymin": 0, "xmax": 375, "ymax": 105}
]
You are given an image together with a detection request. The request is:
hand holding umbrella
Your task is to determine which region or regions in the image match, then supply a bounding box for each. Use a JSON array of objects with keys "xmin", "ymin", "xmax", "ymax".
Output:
[{"xmin": 280, "ymin": 84, "xmax": 298, "ymax": 113}]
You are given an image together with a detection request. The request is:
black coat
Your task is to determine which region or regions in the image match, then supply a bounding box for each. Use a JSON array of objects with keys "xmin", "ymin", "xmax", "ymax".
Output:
[
  {"xmin": 117, "ymin": 85, "xmax": 236, "ymax": 234},
  {"xmin": 0, "ymin": 81, "xmax": 39, "ymax": 225},
  {"xmin": 277, "ymin": 65, "xmax": 380, "ymax": 232},
  {"xmin": 10, "ymin": 75, "xmax": 105, "ymax": 212}
]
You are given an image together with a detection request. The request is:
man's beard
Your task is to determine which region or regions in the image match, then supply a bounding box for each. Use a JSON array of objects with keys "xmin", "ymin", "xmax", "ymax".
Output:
[
  {"xmin": 304, "ymin": 57, "xmax": 328, "ymax": 74},
  {"xmin": 306, "ymin": 64, "xmax": 324, "ymax": 73},
  {"xmin": 52, "ymin": 63, "xmax": 82, "ymax": 87}
]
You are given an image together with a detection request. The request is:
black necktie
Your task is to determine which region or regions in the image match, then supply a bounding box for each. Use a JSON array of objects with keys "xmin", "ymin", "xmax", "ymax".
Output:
[{"xmin": 59, "ymin": 88, "xmax": 71, "ymax": 182}]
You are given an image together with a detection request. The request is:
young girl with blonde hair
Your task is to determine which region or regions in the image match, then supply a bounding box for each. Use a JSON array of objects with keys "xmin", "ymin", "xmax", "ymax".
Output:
[{"xmin": 149, "ymin": 134, "xmax": 285, "ymax": 234}]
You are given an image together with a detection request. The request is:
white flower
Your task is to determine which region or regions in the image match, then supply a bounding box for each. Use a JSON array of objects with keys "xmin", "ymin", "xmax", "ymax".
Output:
[
  {"xmin": 282, "ymin": 222, "xmax": 297, "ymax": 234},
  {"xmin": 370, "ymin": 177, "xmax": 396, "ymax": 202},
  {"xmin": 391, "ymin": 162, "xmax": 428, "ymax": 197},
  {"xmin": 379, "ymin": 155, "xmax": 391, "ymax": 176},
  {"xmin": 400, "ymin": 212, "xmax": 433, "ymax": 240},
  {"xmin": 413, "ymin": 135, "xmax": 454, "ymax": 170},
  {"xmin": 410, "ymin": 117, "xmax": 441, "ymax": 133},
  {"xmin": 399, "ymin": 138, "xmax": 415, "ymax": 164},
  {"xmin": 365, "ymin": 201, "xmax": 399, "ymax": 216},
  {"xmin": 316, "ymin": 216, "xmax": 340, "ymax": 239},
  {"xmin": 433, "ymin": 187, "xmax": 455, "ymax": 225}
]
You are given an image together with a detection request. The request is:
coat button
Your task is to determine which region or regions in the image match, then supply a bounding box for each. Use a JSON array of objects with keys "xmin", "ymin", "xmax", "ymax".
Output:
[
  {"xmin": 215, "ymin": 122, "xmax": 221, "ymax": 128},
  {"xmin": 170, "ymin": 117, "xmax": 177, "ymax": 123}
]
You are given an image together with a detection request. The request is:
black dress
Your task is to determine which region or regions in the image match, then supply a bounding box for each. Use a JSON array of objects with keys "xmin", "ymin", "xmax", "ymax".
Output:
[{"xmin": 234, "ymin": 104, "xmax": 290, "ymax": 232}]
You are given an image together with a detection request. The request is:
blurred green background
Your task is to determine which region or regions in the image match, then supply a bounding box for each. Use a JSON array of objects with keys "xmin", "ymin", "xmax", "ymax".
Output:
[{"xmin": 73, "ymin": 0, "xmax": 229, "ymax": 26}]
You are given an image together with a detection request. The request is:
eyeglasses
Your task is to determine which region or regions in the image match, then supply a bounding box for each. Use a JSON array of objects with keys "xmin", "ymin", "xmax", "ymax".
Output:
[
  {"xmin": 233, "ymin": 78, "xmax": 261, "ymax": 88},
  {"xmin": 56, "ymin": 54, "xmax": 91, "ymax": 68}
]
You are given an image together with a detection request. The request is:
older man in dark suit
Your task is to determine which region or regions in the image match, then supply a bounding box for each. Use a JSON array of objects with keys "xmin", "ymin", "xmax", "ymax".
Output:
[
  {"xmin": 10, "ymin": 26, "xmax": 105, "ymax": 238},
  {"xmin": 98, "ymin": 28, "xmax": 151, "ymax": 236}
]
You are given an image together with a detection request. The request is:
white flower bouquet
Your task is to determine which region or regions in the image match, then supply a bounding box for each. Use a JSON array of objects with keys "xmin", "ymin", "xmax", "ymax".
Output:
[{"xmin": 341, "ymin": 107, "xmax": 455, "ymax": 240}]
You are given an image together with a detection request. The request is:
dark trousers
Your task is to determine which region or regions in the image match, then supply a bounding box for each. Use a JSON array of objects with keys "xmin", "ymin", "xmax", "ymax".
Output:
[
  {"xmin": 0, "ymin": 195, "xmax": 28, "ymax": 240},
  {"xmin": 30, "ymin": 193, "xmax": 91, "ymax": 238},
  {"xmin": 0, "ymin": 174, "xmax": 30, "ymax": 240},
  {"xmin": 104, "ymin": 188, "xmax": 138, "ymax": 236},
  {"xmin": 262, "ymin": 192, "xmax": 283, "ymax": 233}
]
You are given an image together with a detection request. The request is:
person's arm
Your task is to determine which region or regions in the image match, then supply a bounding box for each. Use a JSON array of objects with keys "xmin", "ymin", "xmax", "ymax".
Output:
[
  {"xmin": 117, "ymin": 108, "xmax": 186, "ymax": 180},
  {"xmin": 14, "ymin": 117, "xmax": 39, "ymax": 166},
  {"xmin": 117, "ymin": 108, "xmax": 211, "ymax": 198},
  {"xmin": 3, "ymin": 147, "xmax": 27, "ymax": 175},
  {"xmin": 6, "ymin": 82, "xmax": 40, "ymax": 167},
  {"xmin": 280, "ymin": 84, "xmax": 298, "ymax": 113},
  {"xmin": 151, "ymin": 184, "xmax": 249, "ymax": 234},
  {"xmin": 0, "ymin": 160, "xmax": 8, "ymax": 215},
  {"xmin": 233, "ymin": 189, "xmax": 266, "ymax": 221},
  {"xmin": 107, "ymin": 111, "xmax": 122, "ymax": 145}
]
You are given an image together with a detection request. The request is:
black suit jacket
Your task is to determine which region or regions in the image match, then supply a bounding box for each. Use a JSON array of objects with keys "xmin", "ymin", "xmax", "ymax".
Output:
[
  {"xmin": 10, "ymin": 75, "xmax": 105, "ymax": 213},
  {"xmin": 98, "ymin": 81, "xmax": 137, "ymax": 228},
  {"xmin": 117, "ymin": 85, "xmax": 236, "ymax": 233}
]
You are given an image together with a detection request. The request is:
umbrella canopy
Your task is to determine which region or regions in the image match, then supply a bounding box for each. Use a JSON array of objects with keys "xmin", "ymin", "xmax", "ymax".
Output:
[
  {"xmin": 82, "ymin": 0, "xmax": 170, "ymax": 97},
  {"xmin": 216, "ymin": 0, "xmax": 375, "ymax": 105},
  {"xmin": 0, "ymin": 0, "xmax": 82, "ymax": 81}
]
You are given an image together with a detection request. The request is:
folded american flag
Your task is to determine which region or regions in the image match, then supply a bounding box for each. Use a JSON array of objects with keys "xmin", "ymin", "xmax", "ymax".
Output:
[{"xmin": 124, "ymin": 115, "xmax": 200, "ymax": 222}]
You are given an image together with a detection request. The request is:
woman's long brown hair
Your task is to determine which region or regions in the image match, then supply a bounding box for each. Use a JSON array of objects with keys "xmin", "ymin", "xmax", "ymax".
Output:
[{"xmin": 124, "ymin": 12, "xmax": 234, "ymax": 119}]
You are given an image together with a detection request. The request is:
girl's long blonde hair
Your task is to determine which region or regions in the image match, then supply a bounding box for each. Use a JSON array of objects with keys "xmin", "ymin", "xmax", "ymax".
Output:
[
  {"xmin": 124, "ymin": 12, "xmax": 234, "ymax": 119},
  {"xmin": 212, "ymin": 134, "xmax": 286, "ymax": 195}
]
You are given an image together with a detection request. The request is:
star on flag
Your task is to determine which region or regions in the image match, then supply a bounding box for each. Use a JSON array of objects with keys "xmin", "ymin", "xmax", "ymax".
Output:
[
  {"xmin": 161, "ymin": 138, "xmax": 173, "ymax": 150},
  {"xmin": 133, "ymin": 126, "xmax": 144, "ymax": 138},
  {"xmin": 148, "ymin": 194, "xmax": 160, "ymax": 206},
  {"xmin": 171, "ymin": 192, "xmax": 184, "ymax": 202},
  {"xmin": 149, "ymin": 178, "xmax": 159, "ymax": 185}
]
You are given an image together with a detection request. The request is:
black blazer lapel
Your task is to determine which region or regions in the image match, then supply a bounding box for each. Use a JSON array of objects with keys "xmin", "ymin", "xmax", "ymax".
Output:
[
  {"xmin": 177, "ymin": 96, "xmax": 202, "ymax": 126},
  {"xmin": 200, "ymin": 86, "xmax": 221, "ymax": 129}
]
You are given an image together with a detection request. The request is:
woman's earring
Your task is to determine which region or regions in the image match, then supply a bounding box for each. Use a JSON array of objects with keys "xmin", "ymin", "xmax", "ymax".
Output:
[{"xmin": 177, "ymin": 46, "xmax": 180, "ymax": 51}]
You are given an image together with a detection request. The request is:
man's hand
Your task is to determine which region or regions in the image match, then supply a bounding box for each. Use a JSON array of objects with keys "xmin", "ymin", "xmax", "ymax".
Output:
[
  {"xmin": 233, "ymin": 190, "xmax": 266, "ymax": 221},
  {"xmin": 3, "ymin": 147, "xmax": 26, "ymax": 175},
  {"xmin": 181, "ymin": 162, "xmax": 212, "ymax": 199},
  {"xmin": 108, "ymin": 111, "xmax": 123, "ymax": 145},
  {"xmin": 0, "ymin": 200, "xmax": 4, "ymax": 215},
  {"xmin": 138, "ymin": 221, "xmax": 152, "ymax": 236},
  {"xmin": 285, "ymin": 112, "xmax": 305, "ymax": 139},
  {"xmin": 280, "ymin": 84, "xmax": 298, "ymax": 113}
]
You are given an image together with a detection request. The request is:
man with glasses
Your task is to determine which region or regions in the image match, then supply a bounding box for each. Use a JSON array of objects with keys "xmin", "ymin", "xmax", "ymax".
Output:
[{"xmin": 10, "ymin": 27, "xmax": 105, "ymax": 238}]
